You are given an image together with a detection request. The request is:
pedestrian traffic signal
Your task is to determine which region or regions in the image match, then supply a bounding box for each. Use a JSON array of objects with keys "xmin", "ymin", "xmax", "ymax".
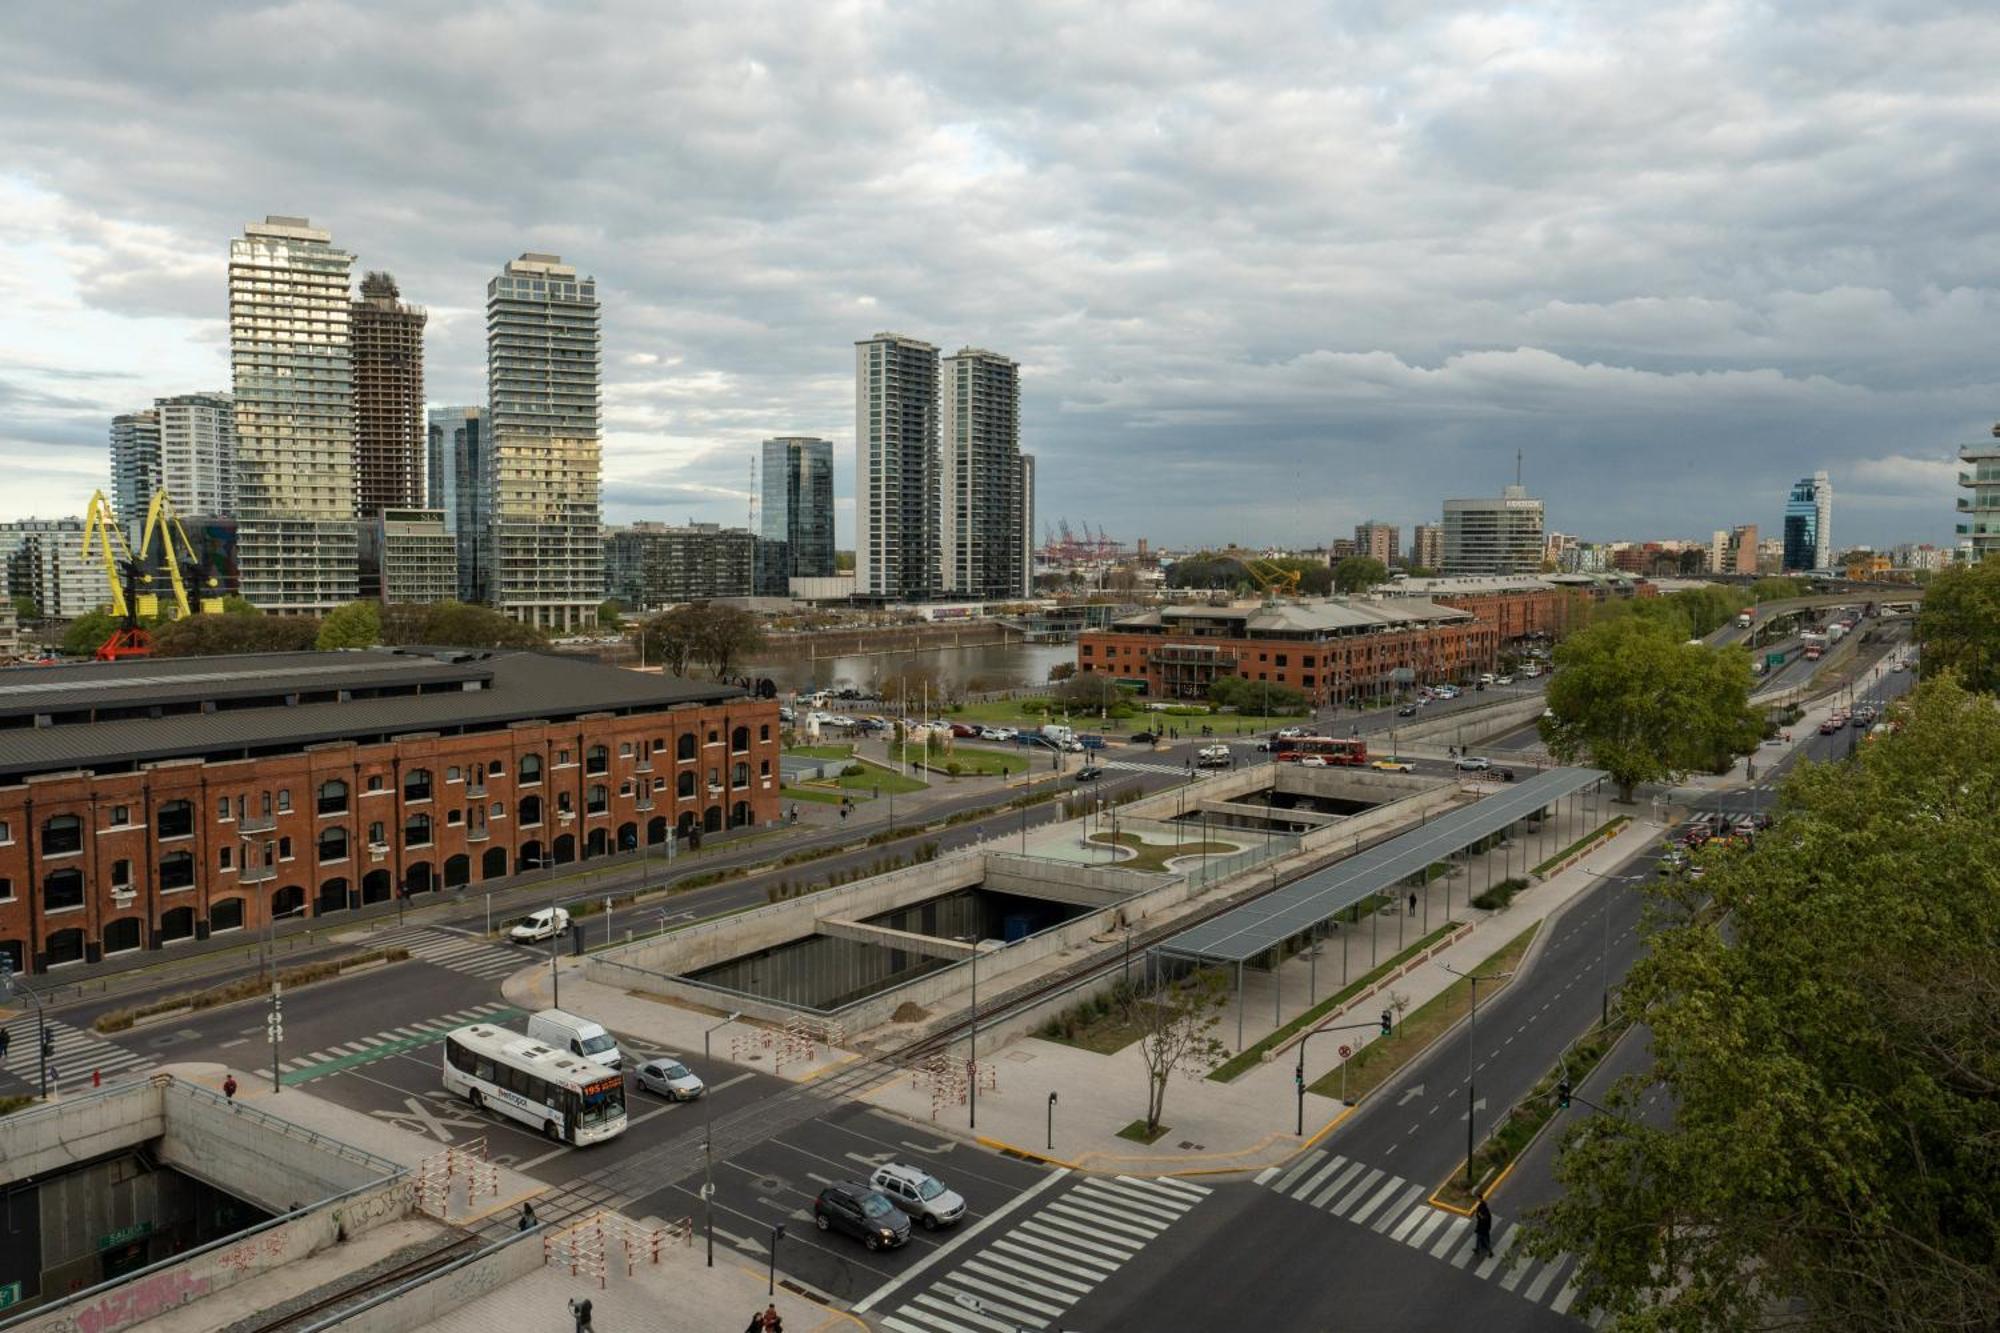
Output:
[
  {"xmin": 1379, "ymin": 1009, "xmax": 1392, "ymax": 1037},
  {"xmin": 1557, "ymin": 1078, "xmax": 1572, "ymax": 1109}
]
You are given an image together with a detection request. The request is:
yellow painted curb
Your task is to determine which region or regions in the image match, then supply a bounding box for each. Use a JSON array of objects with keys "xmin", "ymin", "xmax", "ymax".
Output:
[
  {"xmin": 1429, "ymin": 1153, "xmax": 1519, "ymax": 1216},
  {"xmin": 727, "ymin": 1253, "xmax": 868, "ymax": 1329},
  {"xmin": 792, "ymin": 1051, "xmax": 866, "ymax": 1086},
  {"xmin": 1301, "ymin": 1102, "xmax": 1359, "ymax": 1151},
  {"xmin": 973, "ymin": 1136, "xmax": 1081, "ymax": 1170}
]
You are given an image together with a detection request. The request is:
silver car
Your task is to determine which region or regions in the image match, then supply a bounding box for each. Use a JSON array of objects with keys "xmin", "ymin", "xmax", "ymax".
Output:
[
  {"xmin": 869, "ymin": 1163, "xmax": 967, "ymax": 1230},
  {"xmin": 636, "ymin": 1058, "xmax": 704, "ymax": 1101}
]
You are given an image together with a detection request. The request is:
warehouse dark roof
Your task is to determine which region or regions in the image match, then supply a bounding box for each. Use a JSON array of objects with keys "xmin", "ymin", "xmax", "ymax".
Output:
[{"xmin": 0, "ymin": 649, "xmax": 750, "ymax": 781}]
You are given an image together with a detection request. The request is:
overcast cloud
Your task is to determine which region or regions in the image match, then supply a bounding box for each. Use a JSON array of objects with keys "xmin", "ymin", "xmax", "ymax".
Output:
[{"xmin": 1, "ymin": 0, "xmax": 1995, "ymax": 551}]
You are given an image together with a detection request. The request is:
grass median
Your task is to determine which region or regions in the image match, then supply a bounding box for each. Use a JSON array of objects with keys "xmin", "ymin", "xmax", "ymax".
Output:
[{"xmin": 1308, "ymin": 921, "xmax": 1541, "ymax": 1103}]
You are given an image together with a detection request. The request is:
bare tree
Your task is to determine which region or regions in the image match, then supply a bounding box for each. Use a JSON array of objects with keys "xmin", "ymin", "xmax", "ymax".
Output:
[{"xmin": 1115, "ymin": 969, "xmax": 1232, "ymax": 1136}]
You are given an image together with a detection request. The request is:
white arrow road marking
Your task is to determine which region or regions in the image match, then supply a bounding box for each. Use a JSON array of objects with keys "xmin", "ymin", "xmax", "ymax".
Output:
[
  {"xmin": 714, "ymin": 1227, "xmax": 767, "ymax": 1255},
  {"xmin": 1396, "ymin": 1084, "xmax": 1426, "ymax": 1106},
  {"xmin": 901, "ymin": 1138, "xmax": 957, "ymax": 1155},
  {"xmin": 845, "ymin": 1150, "xmax": 895, "ymax": 1169},
  {"xmin": 1458, "ymin": 1098, "xmax": 1489, "ymax": 1120}
]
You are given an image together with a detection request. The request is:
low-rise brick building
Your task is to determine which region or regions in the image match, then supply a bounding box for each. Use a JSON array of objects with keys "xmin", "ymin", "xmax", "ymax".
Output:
[
  {"xmin": 0, "ymin": 649, "xmax": 778, "ymax": 975},
  {"xmin": 1077, "ymin": 599, "xmax": 1498, "ymax": 705}
]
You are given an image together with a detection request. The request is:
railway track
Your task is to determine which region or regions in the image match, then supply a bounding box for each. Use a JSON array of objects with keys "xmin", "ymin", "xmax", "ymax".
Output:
[{"xmin": 237, "ymin": 1234, "xmax": 483, "ymax": 1333}]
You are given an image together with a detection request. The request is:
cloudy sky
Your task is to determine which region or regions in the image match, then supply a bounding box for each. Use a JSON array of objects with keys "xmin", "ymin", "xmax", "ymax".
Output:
[{"xmin": 1, "ymin": 0, "xmax": 1993, "ymax": 552}]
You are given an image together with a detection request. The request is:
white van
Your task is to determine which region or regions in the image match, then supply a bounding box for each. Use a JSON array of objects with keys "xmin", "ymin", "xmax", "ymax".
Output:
[{"xmin": 527, "ymin": 1009, "xmax": 624, "ymax": 1072}]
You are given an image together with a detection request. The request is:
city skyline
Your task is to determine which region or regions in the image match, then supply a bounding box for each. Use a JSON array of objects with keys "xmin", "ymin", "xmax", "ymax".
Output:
[{"xmin": 0, "ymin": 5, "xmax": 1984, "ymax": 552}]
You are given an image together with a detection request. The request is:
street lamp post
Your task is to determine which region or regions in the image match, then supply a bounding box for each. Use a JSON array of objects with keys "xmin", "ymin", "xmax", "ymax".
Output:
[
  {"xmin": 957, "ymin": 934, "xmax": 982, "ymax": 1129},
  {"xmin": 1445, "ymin": 962, "xmax": 1516, "ymax": 1188},
  {"xmin": 0, "ymin": 961, "xmax": 50, "ymax": 1101},
  {"xmin": 702, "ymin": 1010, "xmax": 740, "ymax": 1267},
  {"xmin": 767, "ymin": 1223, "xmax": 785, "ymax": 1295},
  {"xmin": 1047, "ymin": 1091, "xmax": 1058, "ymax": 1150}
]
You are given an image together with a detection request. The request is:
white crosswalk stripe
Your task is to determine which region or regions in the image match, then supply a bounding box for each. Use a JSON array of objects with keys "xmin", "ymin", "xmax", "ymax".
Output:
[
  {"xmin": 883, "ymin": 1176, "xmax": 1210, "ymax": 1332},
  {"xmin": 1258, "ymin": 1155, "xmax": 1585, "ymax": 1316},
  {"xmin": 0, "ymin": 1014, "xmax": 154, "ymax": 1091},
  {"xmin": 370, "ymin": 926, "xmax": 528, "ymax": 980},
  {"xmin": 279, "ymin": 1002, "xmax": 512, "ymax": 1079},
  {"xmin": 1100, "ymin": 758, "xmax": 1198, "ymax": 776}
]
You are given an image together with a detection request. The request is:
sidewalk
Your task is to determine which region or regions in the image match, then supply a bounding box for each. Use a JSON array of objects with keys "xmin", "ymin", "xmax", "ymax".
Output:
[{"xmin": 854, "ymin": 813, "xmax": 1665, "ymax": 1179}]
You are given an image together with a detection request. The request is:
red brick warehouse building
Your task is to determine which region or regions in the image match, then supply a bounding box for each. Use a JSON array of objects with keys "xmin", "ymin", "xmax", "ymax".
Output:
[
  {"xmin": 0, "ymin": 649, "xmax": 779, "ymax": 975},
  {"xmin": 1076, "ymin": 600, "xmax": 1500, "ymax": 706}
]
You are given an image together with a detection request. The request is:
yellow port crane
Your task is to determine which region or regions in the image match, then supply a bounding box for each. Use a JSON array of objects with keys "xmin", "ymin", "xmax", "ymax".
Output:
[
  {"xmin": 1244, "ymin": 557, "xmax": 1303, "ymax": 601},
  {"xmin": 136, "ymin": 489, "xmax": 223, "ymax": 618},
  {"xmin": 77, "ymin": 488, "xmax": 223, "ymax": 660}
]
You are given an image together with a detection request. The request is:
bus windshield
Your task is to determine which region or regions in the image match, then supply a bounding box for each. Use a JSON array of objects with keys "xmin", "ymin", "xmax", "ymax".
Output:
[{"xmin": 573, "ymin": 1075, "xmax": 626, "ymax": 1133}]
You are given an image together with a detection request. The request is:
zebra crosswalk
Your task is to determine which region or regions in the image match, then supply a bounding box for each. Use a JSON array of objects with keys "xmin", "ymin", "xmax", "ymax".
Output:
[
  {"xmin": 878, "ymin": 1174, "xmax": 1210, "ymax": 1333},
  {"xmin": 0, "ymin": 1012, "xmax": 154, "ymax": 1092},
  {"xmin": 279, "ymin": 1001, "xmax": 519, "ymax": 1085},
  {"xmin": 1101, "ymin": 758, "xmax": 1199, "ymax": 776},
  {"xmin": 1256, "ymin": 1150, "xmax": 1592, "ymax": 1321},
  {"xmin": 370, "ymin": 925, "xmax": 528, "ymax": 981}
]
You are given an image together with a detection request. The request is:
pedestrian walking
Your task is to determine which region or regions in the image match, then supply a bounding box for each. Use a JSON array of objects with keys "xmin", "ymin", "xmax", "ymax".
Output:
[
  {"xmin": 1473, "ymin": 1197, "xmax": 1493, "ymax": 1257},
  {"xmin": 761, "ymin": 1304, "xmax": 784, "ymax": 1331},
  {"xmin": 566, "ymin": 1296, "xmax": 593, "ymax": 1331},
  {"xmin": 92, "ymin": 1067, "xmax": 101, "ymax": 1089},
  {"xmin": 1407, "ymin": 891, "xmax": 1417, "ymax": 916},
  {"xmin": 222, "ymin": 1074, "xmax": 237, "ymax": 1102},
  {"xmin": 744, "ymin": 1314, "xmax": 765, "ymax": 1333},
  {"xmin": 0, "ymin": 1026, "xmax": 11, "ymax": 1065},
  {"xmin": 518, "ymin": 1202, "xmax": 537, "ymax": 1232}
]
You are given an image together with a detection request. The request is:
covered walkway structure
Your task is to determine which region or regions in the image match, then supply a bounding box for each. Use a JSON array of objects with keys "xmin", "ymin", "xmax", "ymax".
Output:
[{"xmin": 1159, "ymin": 767, "xmax": 1608, "ymax": 1046}]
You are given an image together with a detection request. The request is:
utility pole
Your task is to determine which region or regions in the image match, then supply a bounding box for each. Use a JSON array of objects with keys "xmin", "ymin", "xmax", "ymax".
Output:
[
  {"xmin": 1444, "ymin": 962, "xmax": 1515, "ymax": 1188},
  {"xmin": 267, "ymin": 980, "xmax": 284, "ymax": 1093}
]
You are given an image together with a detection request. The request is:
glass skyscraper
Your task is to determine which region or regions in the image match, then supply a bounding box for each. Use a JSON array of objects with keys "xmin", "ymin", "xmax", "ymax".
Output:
[
  {"xmin": 758, "ymin": 436, "xmax": 835, "ymax": 594},
  {"xmin": 1782, "ymin": 470, "xmax": 1832, "ymax": 572},
  {"xmin": 427, "ymin": 406, "xmax": 487, "ymax": 602}
]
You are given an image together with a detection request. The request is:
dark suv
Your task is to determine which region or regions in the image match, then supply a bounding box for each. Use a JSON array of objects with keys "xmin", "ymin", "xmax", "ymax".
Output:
[{"xmin": 813, "ymin": 1182, "xmax": 911, "ymax": 1252}]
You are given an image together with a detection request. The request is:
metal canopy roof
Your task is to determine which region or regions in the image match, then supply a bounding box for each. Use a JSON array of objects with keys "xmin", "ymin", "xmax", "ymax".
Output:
[{"xmin": 1160, "ymin": 767, "xmax": 1606, "ymax": 964}]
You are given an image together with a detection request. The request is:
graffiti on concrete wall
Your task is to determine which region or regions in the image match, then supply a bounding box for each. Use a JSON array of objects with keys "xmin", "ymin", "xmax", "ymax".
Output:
[{"xmin": 61, "ymin": 1267, "xmax": 209, "ymax": 1333}]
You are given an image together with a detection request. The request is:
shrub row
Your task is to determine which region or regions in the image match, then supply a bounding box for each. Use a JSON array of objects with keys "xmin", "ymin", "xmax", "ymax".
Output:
[
  {"xmin": 1037, "ymin": 977, "xmax": 1141, "ymax": 1043},
  {"xmin": 1470, "ymin": 877, "xmax": 1531, "ymax": 911},
  {"xmin": 95, "ymin": 946, "xmax": 411, "ymax": 1033}
]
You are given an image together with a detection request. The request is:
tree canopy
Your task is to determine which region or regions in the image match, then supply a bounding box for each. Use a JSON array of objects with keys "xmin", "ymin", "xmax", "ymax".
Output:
[
  {"xmin": 1914, "ymin": 557, "xmax": 2000, "ymax": 692},
  {"xmin": 59, "ymin": 609, "xmax": 121, "ymax": 657},
  {"xmin": 596, "ymin": 598, "xmax": 624, "ymax": 630},
  {"xmin": 1332, "ymin": 555, "xmax": 1390, "ymax": 594},
  {"xmin": 633, "ymin": 603, "xmax": 765, "ymax": 680},
  {"xmin": 1208, "ymin": 674, "xmax": 1310, "ymax": 716},
  {"xmin": 1165, "ymin": 552, "xmax": 1249, "ymax": 590},
  {"xmin": 378, "ymin": 600, "xmax": 548, "ymax": 649},
  {"xmin": 315, "ymin": 600, "xmax": 381, "ymax": 650},
  {"xmin": 1528, "ymin": 677, "xmax": 2000, "ymax": 1330},
  {"xmin": 150, "ymin": 612, "xmax": 321, "ymax": 657},
  {"xmin": 1540, "ymin": 615, "xmax": 1763, "ymax": 800},
  {"xmin": 1749, "ymin": 575, "xmax": 1806, "ymax": 602}
]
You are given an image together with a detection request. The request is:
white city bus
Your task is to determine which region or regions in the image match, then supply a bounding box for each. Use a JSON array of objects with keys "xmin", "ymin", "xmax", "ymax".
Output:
[{"xmin": 441, "ymin": 1023, "xmax": 627, "ymax": 1146}]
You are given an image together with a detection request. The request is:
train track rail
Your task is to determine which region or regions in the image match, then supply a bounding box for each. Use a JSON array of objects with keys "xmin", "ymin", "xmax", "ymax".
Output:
[{"xmin": 236, "ymin": 1234, "xmax": 483, "ymax": 1333}]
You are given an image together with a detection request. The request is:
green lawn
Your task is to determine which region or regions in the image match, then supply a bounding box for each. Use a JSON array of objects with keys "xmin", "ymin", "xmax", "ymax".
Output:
[
  {"xmin": 830, "ymin": 760, "xmax": 928, "ymax": 795},
  {"xmin": 780, "ymin": 785, "xmax": 848, "ymax": 805},
  {"xmin": 892, "ymin": 741, "xmax": 1028, "ymax": 776},
  {"xmin": 1084, "ymin": 829, "xmax": 1243, "ymax": 872}
]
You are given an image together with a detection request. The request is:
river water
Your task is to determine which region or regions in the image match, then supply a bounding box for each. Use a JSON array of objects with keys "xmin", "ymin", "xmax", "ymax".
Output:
[{"xmin": 746, "ymin": 638, "xmax": 1075, "ymax": 694}]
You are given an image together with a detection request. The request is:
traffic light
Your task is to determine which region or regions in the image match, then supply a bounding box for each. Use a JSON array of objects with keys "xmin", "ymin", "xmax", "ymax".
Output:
[
  {"xmin": 1294, "ymin": 1068, "xmax": 1304, "ymax": 1092},
  {"xmin": 1379, "ymin": 1009, "xmax": 1393, "ymax": 1037},
  {"xmin": 1557, "ymin": 1078, "xmax": 1572, "ymax": 1110}
]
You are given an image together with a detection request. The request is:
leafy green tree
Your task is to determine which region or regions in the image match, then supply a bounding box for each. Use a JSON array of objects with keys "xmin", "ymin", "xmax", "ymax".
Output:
[
  {"xmin": 596, "ymin": 598, "xmax": 624, "ymax": 630},
  {"xmin": 1526, "ymin": 677, "xmax": 2000, "ymax": 1330},
  {"xmin": 1333, "ymin": 555, "xmax": 1390, "ymax": 594},
  {"xmin": 219, "ymin": 595, "xmax": 262, "ymax": 616},
  {"xmin": 1663, "ymin": 585, "xmax": 1741, "ymax": 638},
  {"xmin": 1166, "ymin": 552, "xmax": 1250, "ymax": 590},
  {"xmin": 379, "ymin": 600, "xmax": 547, "ymax": 649},
  {"xmin": 11, "ymin": 595, "xmax": 36, "ymax": 623},
  {"xmin": 1749, "ymin": 575, "xmax": 1805, "ymax": 602},
  {"xmin": 1914, "ymin": 557, "xmax": 2000, "ymax": 692},
  {"xmin": 1055, "ymin": 672, "xmax": 1134, "ymax": 716},
  {"xmin": 60, "ymin": 609, "xmax": 120, "ymax": 657},
  {"xmin": 315, "ymin": 600, "xmax": 381, "ymax": 650},
  {"xmin": 690, "ymin": 603, "xmax": 765, "ymax": 680},
  {"xmin": 1539, "ymin": 616, "xmax": 1762, "ymax": 801},
  {"xmin": 1262, "ymin": 556, "xmax": 1334, "ymax": 596},
  {"xmin": 1208, "ymin": 674, "xmax": 1310, "ymax": 716},
  {"xmin": 149, "ymin": 613, "xmax": 321, "ymax": 656}
]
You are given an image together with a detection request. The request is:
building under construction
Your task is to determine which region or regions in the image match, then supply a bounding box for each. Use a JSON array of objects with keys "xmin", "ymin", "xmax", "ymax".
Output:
[{"xmin": 350, "ymin": 271, "xmax": 428, "ymax": 517}]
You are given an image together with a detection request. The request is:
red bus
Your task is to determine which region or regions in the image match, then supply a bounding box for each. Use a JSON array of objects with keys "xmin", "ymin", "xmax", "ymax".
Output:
[{"xmin": 1275, "ymin": 736, "xmax": 1369, "ymax": 766}]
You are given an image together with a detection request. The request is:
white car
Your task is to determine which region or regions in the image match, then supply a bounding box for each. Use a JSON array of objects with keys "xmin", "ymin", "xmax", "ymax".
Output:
[
  {"xmin": 980, "ymin": 726, "xmax": 1017, "ymax": 741},
  {"xmin": 1296, "ymin": 755, "xmax": 1329, "ymax": 768},
  {"xmin": 1275, "ymin": 726, "xmax": 1310, "ymax": 739},
  {"xmin": 636, "ymin": 1058, "xmax": 705, "ymax": 1101},
  {"xmin": 509, "ymin": 906, "xmax": 571, "ymax": 943},
  {"xmin": 869, "ymin": 1163, "xmax": 966, "ymax": 1230},
  {"xmin": 1454, "ymin": 755, "xmax": 1493, "ymax": 772},
  {"xmin": 1495, "ymin": 675, "xmax": 1515, "ymax": 686}
]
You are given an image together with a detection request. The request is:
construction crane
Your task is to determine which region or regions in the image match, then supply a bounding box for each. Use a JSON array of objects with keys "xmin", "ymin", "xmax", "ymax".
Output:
[
  {"xmin": 1244, "ymin": 557, "xmax": 1303, "ymax": 601},
  {"xmin": 78, "ymin": 488, "xmax": 223, "ymax": 661},
  {"xmin": 80, "ymin": 490, "xmax": 153, "ymax": 660},
  {"xmin": 136, "ymin": 489, "xmax": 223, "ymax": 619}
]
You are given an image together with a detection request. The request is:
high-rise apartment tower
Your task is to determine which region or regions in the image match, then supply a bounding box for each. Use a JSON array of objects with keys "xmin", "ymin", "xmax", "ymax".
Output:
[
  {"xmin": 350, "ymin": 271, "xmax": 427, "ymax": 516},
  {"xmin": 109, "ymin": 410, "xmax": 161, "ymax": 542},
  {"xmin": 1442, "ymin": 485, "xmax": 1545, "ymax": 576},
  {"xmin": 484, "ymin": 254, "xmax": 603, "ymax": 630},
  {"xmin": 156, "ymin": 393, "xmax": 236, "ymax": 517},
  {"xmin": 855, "ymin": 333, "xmax": 940, "ymax": 601},
  {"xmin": 940, "ymin": 347, "xmax": 1029, "ymax": 599},
  {"xmin": 1353, "ymin": 521, "xmax": 1398, "ymax": 566},
  {"xmin": 229, "ymin": 215, "xmax": 358, "ymax": 611},
  {"xmin": 1958, "ymin": 427, "xmax": 2000, "ymax": 564},
  {"xmin": 758, "ymin": 436, "xmax": 836, "ymax": 594}
]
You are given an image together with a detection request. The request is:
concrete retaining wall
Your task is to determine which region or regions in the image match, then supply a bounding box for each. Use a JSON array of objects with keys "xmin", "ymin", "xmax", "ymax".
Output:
[
  {"xmin": 157, "ymin": 1085, "xmax": 398, "ymax": 1213},
  {"xmin": 7, "ymin": 1175, "xmax": 413, "ymax": 1333},
  {"xmin": 308, "ymin": 1229, "xmax": 545, "ymax": 1332},
  {"xmin": 1396, "ymin": 695, "xmax": 1546, "ymax": 746},
  {"xmin": 1298, "ymin": 783, "xmax": 1464, "ymax": 856},
  {"xmin": 0, "ymin": 1082, "xmax": 163, "ymax": 1183}
]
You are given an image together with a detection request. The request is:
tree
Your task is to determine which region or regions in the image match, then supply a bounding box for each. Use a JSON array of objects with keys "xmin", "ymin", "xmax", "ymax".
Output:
[
  {"xmin": 150, "ymin": 613, "xmax": 321, "ymax": 656},
  {"xmin": 879, "ymin": 663, "xmax": 945, "ymax": 709},
  {"xmin": 1333, "ymin": 555, "xmax": 1390, "ymax": 594},
  {"xmin": 1539, "ymin": 616, "xmax": 1762, "ymax": 801},
  {"xmin": 1526, "ymin": 677, "xmax": 2000, "ymax": 1330},
  {"xmin": 596, "ymin": 598, "xmax": 624, "ymax": 630},
  {"xmin": 379, "ymin": 601, "xmax": 547, "ymax": 649},
  {"xmin": 1208, "ymin": 674, "xmax": 1309, "ymax": 716},
  {"xmin": 1054, "ymin": 672, "xmax": 1131, "ymax": 716},
  {"xmin": 1914, "ymin": 557, "xmax": 2000, "ymax": 692},
  {"xmin": 316, "ymin": 600, "xmax": 381, "ymax": 650},
  {"xmin": 11, "ymin": 595, "xmax": 36, "ymax": 623},
  {"xmin": 1166, "ymin": 552, "xmax": 1249, "ymax": 590},
  {"xmin": 1749, "ymin": 576, "xmax": 1805, "ymax": 602},
  {"xmin": 690, "ymin": 604, "xmax": 765, "ymax": 680},
  {"xmin": 219, "ymin": 595, "xmax": 262, "ymax": 616},
  {"xmin": 634, "ymin": 606, "xmax": 701, "ymax": 676},
  {"xmin": 1112, "ymin": 969, "xmax": 1232, "ymax": 1137},
  {"xmin": 60, "ymin": 609, "xmax": 120, "ymax": 657}
]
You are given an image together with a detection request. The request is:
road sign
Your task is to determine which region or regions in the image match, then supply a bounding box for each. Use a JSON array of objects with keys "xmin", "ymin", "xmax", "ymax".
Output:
[
  {"xmin": 0, "ymin": 1281, "xmax": 20, "ymax": 1309},
  {"xmin": 1338, "ymin": 1044, "xmax": 1351, "ymax": 1059}
]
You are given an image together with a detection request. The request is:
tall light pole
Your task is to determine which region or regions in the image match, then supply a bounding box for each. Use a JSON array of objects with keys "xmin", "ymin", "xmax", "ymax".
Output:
[
  {"xmin": 702, "ymin": 1010, "xmax": 740, "ymax": 1267},
  {"xmin": 1444, "ymin": 961, "xmax": 1515, "ymax": 1188},
  {"xmin": 958, "ymin": 933, "xmax": 982, "ymax": 1129},
  {"xmin": 1580, "ymin": 868, "xmax": 1616, "ymax": 1026}
]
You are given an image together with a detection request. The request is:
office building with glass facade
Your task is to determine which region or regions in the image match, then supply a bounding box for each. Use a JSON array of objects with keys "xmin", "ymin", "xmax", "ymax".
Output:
[{"xmin": 757, "ymin": 436, "xmax": 835, "ymax": 594}]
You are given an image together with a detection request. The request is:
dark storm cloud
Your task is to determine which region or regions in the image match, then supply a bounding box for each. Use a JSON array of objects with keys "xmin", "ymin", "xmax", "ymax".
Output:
[{"xmin": 2, "ymin": 0, "xmax": 1997, "ymax": 548}]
